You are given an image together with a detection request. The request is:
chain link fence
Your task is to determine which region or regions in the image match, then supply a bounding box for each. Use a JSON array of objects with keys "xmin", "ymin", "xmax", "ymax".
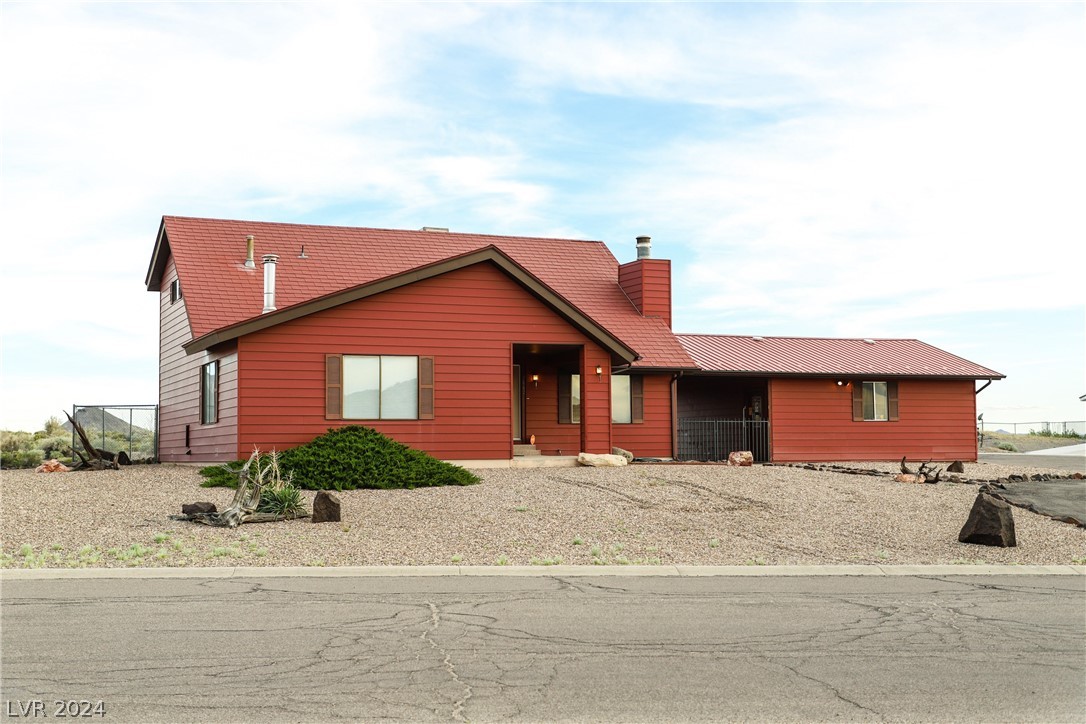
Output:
[
  {"xmin": 69, "ymin": 405, "xmax": 158, "ymax": 462},
  {"xmin": 979, "ymin": 420, "xmax": 1085, "ymax": 437}
]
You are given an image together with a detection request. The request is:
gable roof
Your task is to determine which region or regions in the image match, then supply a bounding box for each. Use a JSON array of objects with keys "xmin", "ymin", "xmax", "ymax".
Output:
[
  {"xmin": 676, "ymin": 334, "xmax": 1004, "ymax": 380},
  {"xmin": 147, "ymin": 216, "xmax": 698, "ymax": 369}
]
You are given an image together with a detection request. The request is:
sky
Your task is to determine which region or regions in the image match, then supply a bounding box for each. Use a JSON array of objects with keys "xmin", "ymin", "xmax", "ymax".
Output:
[{"xmin": 1, "ymin": 1, "xmax": 1083, "ymax": 433}]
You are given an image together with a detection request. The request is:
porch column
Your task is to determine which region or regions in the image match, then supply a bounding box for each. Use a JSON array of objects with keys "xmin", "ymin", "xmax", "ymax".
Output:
[{"xmin": 580, "ymin": 345, "xmax": 612, "ymax": 454}]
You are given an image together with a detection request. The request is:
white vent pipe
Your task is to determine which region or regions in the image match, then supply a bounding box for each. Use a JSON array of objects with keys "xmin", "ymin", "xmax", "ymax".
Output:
[{"xmin": 262, "ymin": 254, "xmax": 279, "ymax": 313}]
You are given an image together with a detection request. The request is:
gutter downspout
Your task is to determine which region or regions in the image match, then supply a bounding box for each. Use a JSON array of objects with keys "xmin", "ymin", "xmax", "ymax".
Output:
[{"xmin": 975, "ymin": 379, "xmax": 993, "ymax": 395}]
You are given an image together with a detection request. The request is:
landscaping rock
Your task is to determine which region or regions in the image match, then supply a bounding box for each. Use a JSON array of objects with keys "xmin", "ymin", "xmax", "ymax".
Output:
[
  {"xmin": 947, "ymin": 460, "xmax": 965, "ymax": 473},
  {"xmin": 958, "ymin": 493, "xmax": 1016, "ymax": 547},
  {"xmin": 611, "ymin": 446, "xmax": 635, "ymax": 463},
  {"xmin": 182, "ymin": 502, "xmax": 217, "ymax": 515},
  {"xmin": 312, "ymin": 491, "xmax": 342, "ymax": 523},
  {"xmin": 727, "ymin": 451, "xmax": 754, "ymax": 467},
  {"xmin": 577, "ymin": 452, "xmax": 627, "ymax": 467}
]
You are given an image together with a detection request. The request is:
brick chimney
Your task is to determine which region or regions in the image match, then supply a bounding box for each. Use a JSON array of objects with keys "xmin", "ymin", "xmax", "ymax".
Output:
[{"xmin": 618, "ymin": 235, "xmax": 672, "ymax": 328}]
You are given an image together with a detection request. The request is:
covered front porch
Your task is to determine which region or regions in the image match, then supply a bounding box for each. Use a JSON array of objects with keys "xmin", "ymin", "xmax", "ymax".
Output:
[
  {"xmin": 511, "ymin": 342, "xmax": 612, "ymax": 457},
  {"xmin": 676, "ymin": 375, "xmax": 771, "ymax": 462}
]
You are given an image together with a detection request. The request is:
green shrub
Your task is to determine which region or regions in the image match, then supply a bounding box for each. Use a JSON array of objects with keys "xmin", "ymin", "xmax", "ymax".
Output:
[
  {"xmin": 1, "ymin": 431, "xmax": 33, "ymax": 454},
  {"xmin": 37, "ymin": 435, "xmax": 73, "ymax": 459},
  {"xmin": 995, "ymin": 441, "xmax": 1018, "ymax": 452},
  {"xmin": 1, "ymin": 449, "xmax": 44, "ymax": 469},
  {"xmin": 201, "ymin": 426, "xmax": 479, "ymax": 491}
]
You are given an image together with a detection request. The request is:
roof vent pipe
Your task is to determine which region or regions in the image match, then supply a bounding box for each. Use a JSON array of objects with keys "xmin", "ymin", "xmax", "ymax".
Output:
[
  {"xmin": 262, "ymin": 254, "xmax": 279, "ymax": 313},
  {"xmin": 245, "ymin": 235, "xmax": 256, "ymax": 268},
  {"xmin": 636, "ymin": 235, "xmax": 652, "ymax": 260}
]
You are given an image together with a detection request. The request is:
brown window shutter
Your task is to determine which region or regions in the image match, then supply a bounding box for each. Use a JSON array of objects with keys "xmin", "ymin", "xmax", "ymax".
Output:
[
  {"xmin": 325, "ymin": 354, "xmax": 343, "ymax": 420},
  {"xmin": 852, "ymin": 382, "xmax": 863, "ymax": 421},
  {"xmin": 631, "ymin": 376, "xmax": 644, "ymax": 424},
  {"xmin": 887, "ymin": 381, "xmax": 900, "ymax": 421},
  {"xmin": 418, "ymin": 356, "xmax": 435, "ymax": 420},
  {"xmin": 558, "ymin": 374, "xmax": 572, "ymax": 424}
]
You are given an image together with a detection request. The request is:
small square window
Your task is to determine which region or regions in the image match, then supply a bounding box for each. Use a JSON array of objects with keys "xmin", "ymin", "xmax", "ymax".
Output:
[{"xmin": 170, "ymin": 279, "xmax": 182, "ymax": 304}]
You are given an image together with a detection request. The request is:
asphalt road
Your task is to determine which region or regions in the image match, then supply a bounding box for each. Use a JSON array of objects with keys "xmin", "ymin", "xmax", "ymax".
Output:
[
  {"xmin": 3, "ymin": 574, "xmax": 1084, "ymax": 723},
  {"xmin": 979, "ymin": 451, "xmax": 1086, "ymax": 474}
]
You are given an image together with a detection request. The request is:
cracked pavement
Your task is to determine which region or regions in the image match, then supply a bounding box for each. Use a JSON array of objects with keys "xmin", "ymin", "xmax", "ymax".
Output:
[{"xmin": 2, "ymin": 574, "xmax": 1083, "ymax": 722}]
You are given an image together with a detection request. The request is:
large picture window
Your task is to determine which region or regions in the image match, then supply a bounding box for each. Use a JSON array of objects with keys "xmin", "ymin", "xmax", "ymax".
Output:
[
  {"xmin": 200, "ymin": 360, "xmax": 218, "ymax": 424},
  {"xmin": 343, "ymin": 355, "xmax": 418, "ymax": 419},
  {"xmin": 326, "ymin": 355, "xmax": 434, "ymax": 421},
  {"xmin": 852, "ymin": 380, "xmax": 899, "ymax": 422}
]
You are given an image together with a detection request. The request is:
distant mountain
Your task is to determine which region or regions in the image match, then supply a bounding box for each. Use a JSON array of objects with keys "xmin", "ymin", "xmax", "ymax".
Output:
[{"xmin": 63, "ymin": 407, "xmax": 154, "ymax": 436}]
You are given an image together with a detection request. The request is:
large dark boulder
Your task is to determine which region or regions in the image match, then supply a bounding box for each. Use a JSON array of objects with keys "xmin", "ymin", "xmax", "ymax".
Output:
[
  {"xmin": 182, "ymin": 501, "xmax": 217, "ymax": 515},
  {"xmin": 958, "ymin": 493, "xmax": 1016, "ymax": 547},
  {"xmin": 312, "ymin": 491, "xmax": 342, "ymax": 523},
  {"xmin": 947, "ymin": 460, "xmax": 965, "ymax": 473}
]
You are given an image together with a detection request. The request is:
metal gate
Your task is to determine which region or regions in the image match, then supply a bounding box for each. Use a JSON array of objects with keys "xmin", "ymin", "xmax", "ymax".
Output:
[{"xmin": 677, "ymin": 419, "xmax": 770, "ymax": 462}]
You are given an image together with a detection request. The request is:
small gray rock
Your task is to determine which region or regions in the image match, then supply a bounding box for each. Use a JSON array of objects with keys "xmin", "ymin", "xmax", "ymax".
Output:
[
  {"xmin": 312, "ymin": 490, "xmax": 342, "ymax": 523},
  {"xmin": 947, "ymin": 460, "xmax": 965, "ymax": 473},
  {"xmin": 182, "ymin": 502, "xmax": 217, "ymax": 515},
  {"xmin": 611, "ymin": 446, "xmax": 634, "ymax": 463},
  {"xmin": 958, "ymin": 493, "xmax": 1016, "ymax": 547}
]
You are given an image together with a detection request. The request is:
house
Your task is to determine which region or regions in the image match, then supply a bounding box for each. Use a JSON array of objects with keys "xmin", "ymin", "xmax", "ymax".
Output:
[{"xmin": 145, "ymin": 216, "xmax": 1003, "ymax": 464}]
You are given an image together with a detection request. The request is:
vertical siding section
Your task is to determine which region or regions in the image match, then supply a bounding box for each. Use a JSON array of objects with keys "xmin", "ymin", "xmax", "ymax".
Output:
[
  {"xmin": 618, "ymin": 259, "xmax": 672, "ymax": 328},
  {"xmin": 158, "ymin": 256, "xmax": 239, "ymax": 462},
  {"xmin": 579, "ymin": 347, "xmax": 613, "ymax": 454},
  {"xmin": 237, "ymin": 263, "xmax": 614, "ymax": 460},
  {"xmin": 769, "ymin": 378, "xmax": 978, "ymax": 462},
  {"xmin": 612, "ymin": 374, "xmax": 673, "ymax": 457}
]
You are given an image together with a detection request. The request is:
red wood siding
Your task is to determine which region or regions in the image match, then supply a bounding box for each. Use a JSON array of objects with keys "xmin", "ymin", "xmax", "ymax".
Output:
[
  {"xmin": 580, "ymin": 347, "xmax": 614, "ymax": 456},
  {"xmin": 612, "ymin": 374, "xmax": 674, "ymax": 458},
  {"xmin": 618, "ymin": 259, "xmax": 672, "ymax": 328},
  {"xmin": 158, "ymin": 256, "xmax": 238, "ymax": 462},
  {"xmin": 236, "ymin": 262, "xmax": 617, "ymax": 459},
  {"xmin": 768, "ymin": 378, "xmax": 978, "ymax": 462}
]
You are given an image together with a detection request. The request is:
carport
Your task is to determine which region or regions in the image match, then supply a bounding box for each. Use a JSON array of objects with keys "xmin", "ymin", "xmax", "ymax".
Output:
[{"xmin": 676, "ymin": 375, "xmax": 770, "ymax": 462}]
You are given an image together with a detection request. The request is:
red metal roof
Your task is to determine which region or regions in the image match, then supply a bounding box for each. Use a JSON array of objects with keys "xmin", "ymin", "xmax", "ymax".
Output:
[
  {"xmin": 149, "ymin": 216, "xmax": 698, "ymax": 370},
  {"xmin": 676, "ymin": 334, "xmax": 1004, "ymax": 379}
]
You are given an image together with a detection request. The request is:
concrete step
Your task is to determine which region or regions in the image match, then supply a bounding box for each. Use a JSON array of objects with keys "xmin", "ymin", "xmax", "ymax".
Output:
[{"xmin": 513, "ymin": 444, "xmax": 541, "ymax": 456}]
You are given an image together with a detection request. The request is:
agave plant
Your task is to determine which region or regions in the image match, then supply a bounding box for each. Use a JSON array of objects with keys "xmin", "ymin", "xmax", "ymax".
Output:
[{"xmin": 253, "ymin": 450, "xmax": 308, "ymax": 518}]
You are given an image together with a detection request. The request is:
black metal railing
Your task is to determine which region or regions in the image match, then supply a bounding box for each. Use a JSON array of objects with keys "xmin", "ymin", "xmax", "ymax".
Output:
[{"xmin": 677, "ymin": 419, "xmax": 770, "ymax": 462}]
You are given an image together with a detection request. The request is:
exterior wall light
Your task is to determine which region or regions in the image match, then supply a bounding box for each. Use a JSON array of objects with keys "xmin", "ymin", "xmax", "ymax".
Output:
[
  {"xmin": 531, "ymin": 374, "xmax": 539, "ymax": 387},
  {"xmin": 595, "ymin": 365, "xmax": 603, "ymax": 379}
]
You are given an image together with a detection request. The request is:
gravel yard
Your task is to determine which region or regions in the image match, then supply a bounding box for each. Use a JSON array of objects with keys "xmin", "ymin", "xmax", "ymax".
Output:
[{"xmin": 2, "ymin": 461, "xmax": 1083, "ymax": 569}]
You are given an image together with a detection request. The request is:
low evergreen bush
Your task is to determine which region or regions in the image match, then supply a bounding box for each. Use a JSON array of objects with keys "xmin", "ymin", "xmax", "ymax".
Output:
[{"xmin": 200, "ymin": 426, "xmax": 479, "ymax": 490}]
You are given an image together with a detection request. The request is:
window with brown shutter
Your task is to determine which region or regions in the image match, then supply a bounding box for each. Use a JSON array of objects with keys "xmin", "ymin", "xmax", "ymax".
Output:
[
  {"xmin": 631, "ymin": 376, "xmax": 644, "ymax": 424},
  {"xmin": 854, "ymin": 380, "xmax": 898, "ymax": 422},
  {"xmin": 325, "ymin": 354, "xmax": 343, "ymax": 420},
  {"xmin": 418, "ymin": 356, "xmax": 435, "ymax": 420}
]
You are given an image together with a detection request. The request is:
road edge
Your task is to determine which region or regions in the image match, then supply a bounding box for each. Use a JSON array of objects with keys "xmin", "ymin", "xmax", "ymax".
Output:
[{"xmin": 2, "ymin": 564, "xmax": 1084, "ymax": 580}]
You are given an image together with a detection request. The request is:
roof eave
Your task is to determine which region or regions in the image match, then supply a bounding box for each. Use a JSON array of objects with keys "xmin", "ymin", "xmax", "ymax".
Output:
[
  {"xmin": 182, "ymin": 246, "xmax": 639, "ymax": 363},
  {"xmin": 144, "ymin": 218, "xmax": 170, "ymax": 291},
  {"xmin": 685, "ymin": 369, "xmax": 1005, "ymax": 380}
]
